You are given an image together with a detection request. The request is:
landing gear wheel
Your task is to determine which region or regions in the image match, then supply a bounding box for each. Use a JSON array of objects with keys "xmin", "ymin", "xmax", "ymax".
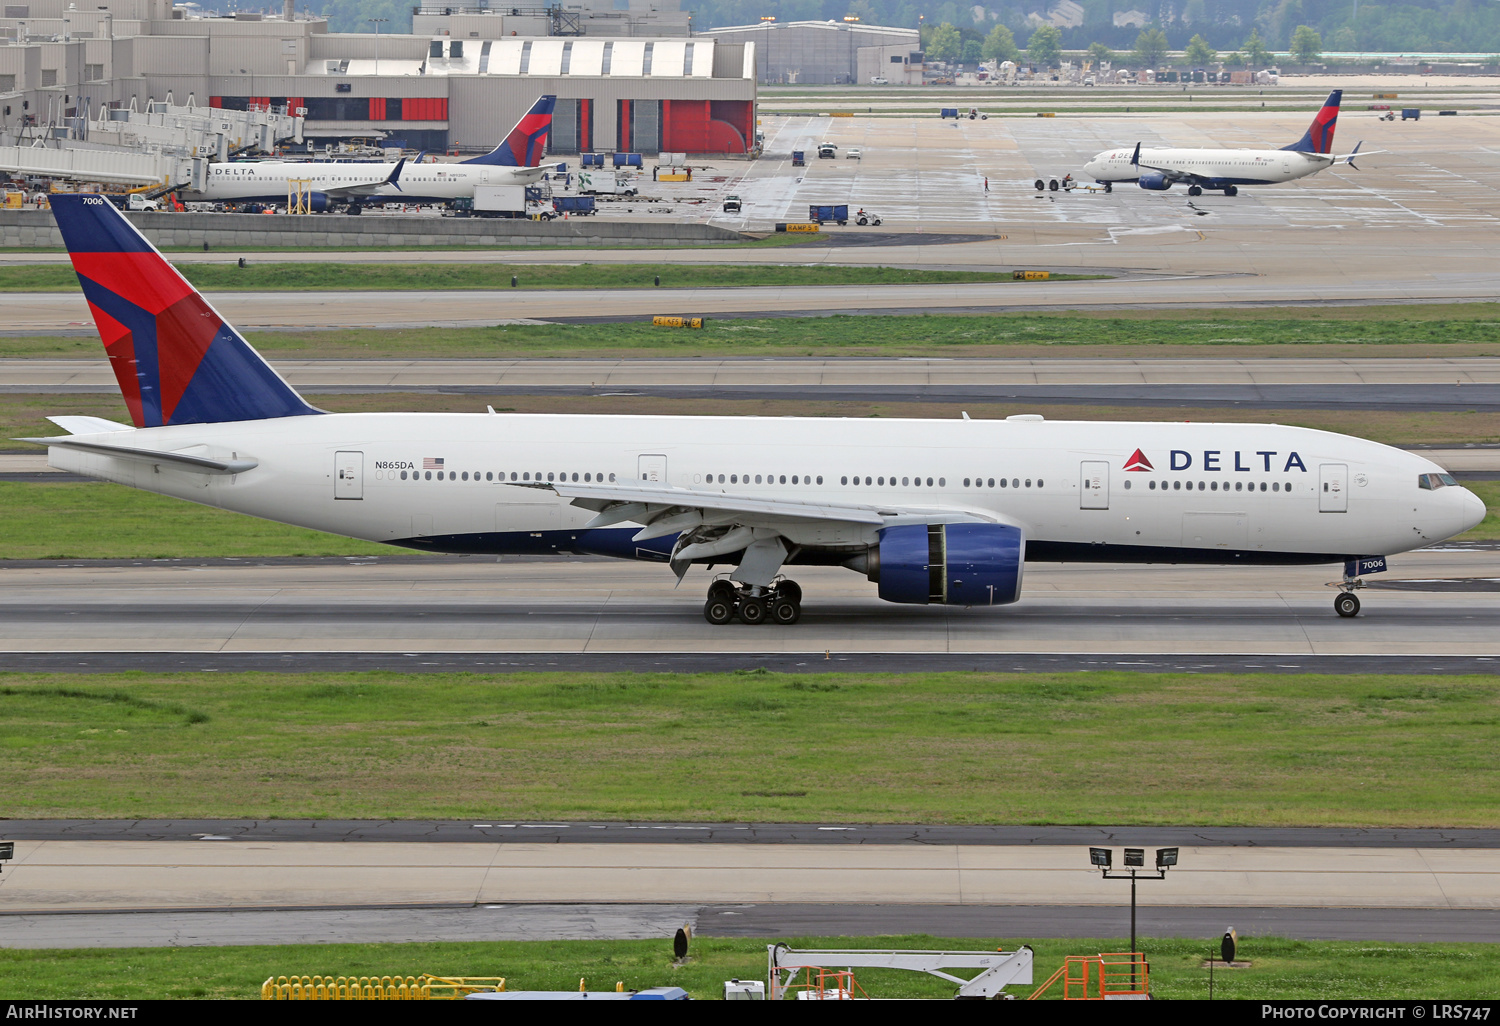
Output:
[
  {"xmin": 771, "ymin": 597, "xmax": 801, "ymax": 625},
  {"xmin": 348, "ymin": 204, "xmax": 363, "ymax": 216},
  {"xmin": 738, "ymin": 597, "xmax": 767, "ymax": 625},
  {"xmin": 1224, "ymin": 185, "xmax": 1238, "ymax": 196},
  {"xmin": 1034, "ymin": 179, "xmax": 1045, "ymax": 191},
  {"xmin": 1104, "ymin": 181, "xmax": 1112, "ymax": 193},
  {"xmin": 1334, "ymin": 592, "xmax": 1361, "ymax": 618},
  {"xmin": 707, "ymin": 580, "xmax": 736, "ymax": 603},
  {"xmin": 704, "ymin": 597, "xmax": 735, "ymax": 625},
  {"xmin": 1187, "ymin": 185, "xmax": 1203, "ymax": 197},
  {"xmin": 775, "ymin": 580, "xmax": 802, "ymax": 606}
]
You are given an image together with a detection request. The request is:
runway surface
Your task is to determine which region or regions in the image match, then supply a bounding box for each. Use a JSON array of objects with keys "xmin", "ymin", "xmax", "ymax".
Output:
[
  {"xmin": 3, "ymin": 551, "xmax": 1497, "ymax": 659},
  {"xmin": 6, "ymin": 903, "xmax": 1494, "ymax": 948},
  {"xmin": 8, "ymin": 356, "xmax": 1500, "ymax": 412},
  {"xmin": 3, "ymin": 840, "xmax": 1494, "ymax": 914},
  {"xmin": 8, "ymin": 820, "xmax": 1496, "ymax": 847}
]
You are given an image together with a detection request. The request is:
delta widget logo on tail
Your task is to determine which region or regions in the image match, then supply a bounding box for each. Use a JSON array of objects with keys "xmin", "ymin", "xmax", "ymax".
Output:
[{"xmin": 1124, "ymin": 449, "xmax": 1154, "ymax": 472}]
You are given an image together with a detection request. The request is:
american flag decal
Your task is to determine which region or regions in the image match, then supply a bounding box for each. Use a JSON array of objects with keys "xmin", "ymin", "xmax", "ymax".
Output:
[{"xmin": 423, "ymin": 457, "xmax": 445, "ymax": 470}]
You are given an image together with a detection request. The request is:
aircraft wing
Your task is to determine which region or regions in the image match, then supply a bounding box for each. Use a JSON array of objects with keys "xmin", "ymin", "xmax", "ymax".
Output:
[
  {"xmin": 545, "ymin": 480, "xmax": 1001, "ymax": 579},
  {"xmin": 322, "ymin": 157, "xmax": 405, "ymax": 198},
  {"xmin": 1127, "ymin": 142, "xmax": 1209, "ymax": 185}
]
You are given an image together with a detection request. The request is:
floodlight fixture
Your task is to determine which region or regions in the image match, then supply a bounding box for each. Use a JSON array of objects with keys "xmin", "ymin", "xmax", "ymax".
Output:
[
  {"xmin": 1089, "ymin": 846, "xmax": 1112, "ymax": 868},
  {"xmin": 1123, "ymin": 847, "xmax": 1145, "ymax": 867},
  {"xmin": 1156, "ymin": 847, "xmax": 1179, "ymax": 868}
]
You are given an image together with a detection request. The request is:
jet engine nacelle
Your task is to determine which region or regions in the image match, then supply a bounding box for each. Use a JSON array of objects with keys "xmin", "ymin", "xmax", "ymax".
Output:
[
  {"xmin": 1137, "ymin": 173, "xmax": 1172, "ymax": 191},
  {"xmin": 307, "ymin": 191, "xmax": 332, "ymax": 212},
  {"xmin": 866, "ymin": 523, "xmax": 1025, "ymax": 606}
]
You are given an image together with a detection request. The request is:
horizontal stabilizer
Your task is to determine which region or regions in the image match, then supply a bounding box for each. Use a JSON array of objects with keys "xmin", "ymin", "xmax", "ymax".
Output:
[
  {"xmin": 46, "ymin": 415, "xmax": 132, "ymax": 434},
  {"xmin": 19, "ymin": 435, "xmax": 258, "ymax": 475}
]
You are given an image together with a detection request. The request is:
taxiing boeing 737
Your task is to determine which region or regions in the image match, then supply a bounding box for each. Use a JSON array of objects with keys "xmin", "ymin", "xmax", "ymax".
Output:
[
  {"xmin": 22, "ymin": 195, "xmax": 1485, "ymax": 625},
  {"xmin": 1082, "ymin": 90, "xmax": 1371, "ymax": 196},
  {"xmin": 185, "ymin": 95, "xmax": 556, "ymax": 213}
]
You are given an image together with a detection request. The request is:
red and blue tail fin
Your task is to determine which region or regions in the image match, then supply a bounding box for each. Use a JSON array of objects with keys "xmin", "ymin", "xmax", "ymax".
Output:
[
  {"xmin": 50, "ymin": 194, "xmax": 319, "ymax": 428},
  {"xmin": 1282, "ymin": 89, "xmax": 1341, "ymax": 154},
  {"xmin": 461, "ymin": 94, "xmax": 555, "ymax": 167}
]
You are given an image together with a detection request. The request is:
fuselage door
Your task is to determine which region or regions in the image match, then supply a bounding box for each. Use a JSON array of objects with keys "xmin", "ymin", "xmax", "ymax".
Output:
[
  {"xmin": 1319, "ymin": 463, "xmax": 1348, "ymax": 512},
  {"xmin": 335, "ymin": 450, "xmax": 363, "ymax": 500},
  {"xmin": 1080, "ymin": 460, "xmax": 1109, "ymax": 509},
  {"xmin": 638, "ymin": 454, "xmax": 668, "ymax": 483}
]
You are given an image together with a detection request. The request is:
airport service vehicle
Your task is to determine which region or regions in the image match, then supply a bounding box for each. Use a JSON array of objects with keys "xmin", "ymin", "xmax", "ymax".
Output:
[
  {"xmin": 792, "ymin": 150, "xmax": 806, "ymax": 166},
  {"xmin": 29, "ymin": 196, "xmax": 1487, "ymax": 627},
  {"xmin": 1081, "ymin": 90, "xmax": 1371, "ymax": 196},
  {"xmin": 552, "ymin": 195, "xmax": 597, "ymax": 216},
  {"xmin": 577, "ymin": 171, "xmax": 638, "ymax": 197},
  {"xmin": 112, "ymin": 193, "xmax": 161, "ymax": 212},
  {"xmin": 722, "ymin": 195, "xmax": 742, "ymax": 213},
  {"xmin": 855, "ymin": 208, "xmax": 882, "ymax": 226},
  {"xmin": 186, "ymin": 96, "xmax": 557, "ymax": 213},
  {"xmin": 818, "ymin": 143, "xmax": 838, "ymax": 159},
  {"xmin": 846, "ymin": 147, "xmax": 862, "ymax": 160},
  {"xmin": 809, "ymin": 204, "xmax": 849, "ymax": 225}
]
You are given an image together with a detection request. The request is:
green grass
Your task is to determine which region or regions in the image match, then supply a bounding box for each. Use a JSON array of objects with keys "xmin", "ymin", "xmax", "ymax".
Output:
[
  {"xmin": 2, "ymin": 935, "xmax": 1496, "ymax": 1000},
  {"xmin": 0, "ymin": 482, "xmax": 387, "ymax": 559},
  {"xmin": 0, "ymin": 263, "xmax": 1097, "ymax": 293},
  {"xmin": 1, "ymin": 671, "xmax": 1497, "ymax": 825},
  {"xmin": 6, "ymin": 306, "xmax": 1500, "ymax": 361}
]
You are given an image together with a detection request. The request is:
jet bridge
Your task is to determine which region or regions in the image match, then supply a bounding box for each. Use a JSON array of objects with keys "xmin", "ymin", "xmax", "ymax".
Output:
[{"xmin": 768, "ymin": 943, "xmax": 1033, "ymax": 1000}]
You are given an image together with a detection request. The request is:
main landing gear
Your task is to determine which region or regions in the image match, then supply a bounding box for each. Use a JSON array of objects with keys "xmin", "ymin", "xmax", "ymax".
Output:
[{"xmin": 703, "ymin": 577, "xmax": 802, "ymax": 626}]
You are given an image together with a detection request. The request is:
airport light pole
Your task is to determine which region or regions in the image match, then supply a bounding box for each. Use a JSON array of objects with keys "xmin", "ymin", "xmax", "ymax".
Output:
[
  {"xmin": 367, "ymin": 18, "xmax": 388, "ymax": 76},
  {"xmin": 1090, "ymin": 846, "xmax": 1177, "ymax": 977}
]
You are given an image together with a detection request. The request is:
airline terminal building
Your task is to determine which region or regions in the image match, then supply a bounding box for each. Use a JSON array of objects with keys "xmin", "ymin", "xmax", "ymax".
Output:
[{"xmin": 0, "ymin": 0, "xmax": 758, "ymax": 156}]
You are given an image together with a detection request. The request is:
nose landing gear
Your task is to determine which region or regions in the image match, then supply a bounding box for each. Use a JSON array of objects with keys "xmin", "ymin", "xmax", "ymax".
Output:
[
  {"xmin": 702, "ymin": 577, "xmax": 802, "ymax": 625},
  {"xmin": 1334, "ymin": 591, "xmax": 1361, "ymax": 618}
]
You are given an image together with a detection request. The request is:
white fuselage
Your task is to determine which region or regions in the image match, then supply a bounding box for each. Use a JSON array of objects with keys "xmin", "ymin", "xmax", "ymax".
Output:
[
  {"xmin": 1083, "ymin": 147, "xmax": 1337, "ymax": 186},
  {"xmin": 188, "ymin": 160, "xmax": 547, "ymax": 205},
  {"xmin": 44, "ymin": 414, "xmax": 1483, "ymax": 570}
]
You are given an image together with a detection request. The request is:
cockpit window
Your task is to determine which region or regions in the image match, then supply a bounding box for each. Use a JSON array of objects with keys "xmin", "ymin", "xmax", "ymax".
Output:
[
  {"xmin": 1439, "ymin": 473, "xmax": 1458, "ymax": 487},
  {"xmin": 1419, "ymin": 473, "xmax": 1457, "ymax": 490}
]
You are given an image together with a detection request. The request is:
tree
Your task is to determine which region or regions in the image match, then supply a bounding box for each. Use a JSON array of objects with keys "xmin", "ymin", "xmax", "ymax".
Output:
[
  {"xmin": 1026, "ymin": 23, "xmax": 1063, "ymax": 68},
  {"xmin": 1223, "ymin": 50, "xmax": 1246, "ymax": 67},
  {"xmin": 1184, "ymin": 33, "xmax": 1217, "ymax": 64},
  {"xmin": 1086, "ymin": 41, "xmax": 1116, "ymax": 68},
  {"xmin": 1290, "ymin": 24, "xmax": 1323, "ymax": 62},
  {"xmin": 1242, "ymin": 28, "xmax": 1272, "ymax": 67},
  {"xmin": 982, "ymin": 23, "xmax": 1020, "ymax": 64},
  {"xmin": 961, "ymin": 38, "xmax": 983, "ymax": 63},
  {"xmin": 1131, "ymin": 26, "xmax": 1170, "ymax": 68},
  {"xmin": 925, "ymin": 22, "xmax": 962, "ymax": 62}
]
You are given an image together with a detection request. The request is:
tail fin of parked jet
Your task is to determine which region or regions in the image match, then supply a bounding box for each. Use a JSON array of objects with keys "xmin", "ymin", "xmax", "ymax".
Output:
[
  {"xmin": 49, "ymin": 193, "xmax": 320, "ymax": 428},
  {"xmin": 1282, "ymin": 90, "xmax": 1341, "ymax": 154},
  {"xmin": 461, "ymin": 95, "xmax": 556, "ymax": 167}
]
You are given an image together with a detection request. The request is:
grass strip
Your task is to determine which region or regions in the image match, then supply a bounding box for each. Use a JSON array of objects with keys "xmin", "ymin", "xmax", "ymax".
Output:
[
  {"xmin": 1, "ymin": 671, "xmax": 1496, "ymax": 826},
  {"xmin": 6, "ymin": 307, "xmax": 1500, "ymax": 360},
  {"xmin": 0, "ymin": 263, "xmax": 1097, "ymax": 293},
  {"xmin": 3, "ymin": 935, "xmax": 1495, "ymax": 1000}
]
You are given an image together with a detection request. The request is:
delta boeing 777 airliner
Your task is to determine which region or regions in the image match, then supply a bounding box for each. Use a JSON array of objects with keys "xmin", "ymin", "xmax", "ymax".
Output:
[{"xmin": 24, "ymin": 196, "xmax": 1485, "ymax": 625}]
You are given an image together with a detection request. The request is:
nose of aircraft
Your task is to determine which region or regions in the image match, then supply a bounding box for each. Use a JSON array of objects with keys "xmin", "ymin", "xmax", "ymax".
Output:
[{"xmin": 1460, "ymin": 487, "xmax": 1488, "ymax": 533}]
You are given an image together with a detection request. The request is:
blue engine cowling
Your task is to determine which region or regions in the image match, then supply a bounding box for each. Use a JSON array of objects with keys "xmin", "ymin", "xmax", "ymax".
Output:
[
  {"xmin": 307, "ymin": 192, "xmax": 332, "ymax": 212},
  {"xmin": 1137, "ymin": 173, "xmax": 1172, "ymax": 191},
  {"xmin": 872, "ymin": 523, "xmax": 1024, "ymax": 606}
]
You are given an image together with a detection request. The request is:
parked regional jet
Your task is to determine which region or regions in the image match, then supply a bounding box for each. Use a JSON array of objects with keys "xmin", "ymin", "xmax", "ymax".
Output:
[
  {"xmin": 25, "ymin": 195, "xmax": 1485, "ymax": 624},
  {"xmin": 186, "ymin": 95, "xmax": 556, "ymax": 212},
  {"xmin": 1082, "ymin": 90, "xmax": 1369, "ymax": 195}
]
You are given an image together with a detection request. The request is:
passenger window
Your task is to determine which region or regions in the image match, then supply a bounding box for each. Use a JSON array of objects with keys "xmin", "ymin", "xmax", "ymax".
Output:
[
  {"xmin": 609, "ymin": 473, "xmax": 616, "ymax": 482},
  {"xmin": 902, "ymin": 477, "xmax": 909, "ymax": 486},
  {"xmin": 990, "ymin": 478, "xmax": 997, "ymax": 488},
  {"xmin": 425, "ymin": 471, "xmax": 432, "ymax": 480},
  {"xmin": 731, "ymin": 474, "xmax": 738, "ymax": 483},
  {"xmin": 865, "ymin": 476, "xmax": 872, "ymax": 485},
  {"xmin": 1124, "ymin": 480, "xmax": 1131, "ymax": 490},
  {"xmin": 841, "ymin": 476, "xmax": 849, "ymax": 485},
  {"xmin": 878, "ymin": 477, "xmax": 885, "ymax": 486},
  {"xmin": 1272, "ymin": 482, "xmax": 1280, "ymax": 492},
  {"xmin": 964, "ymin": 478, "xmax": 971, "ymax": 487},
  {"xmin": 572, "ymin": 473, "xmax": 579, "ymax": 482},
  {"xmin": 1148, "ymin": 480, "xmax": 1155, "ymax": 490},
  {"xmin": 1012, "ymin": 479, "xmax": 1020, "ymax": 488},
  {"xmin": 817, "ymin": 476, "xmax": 824, "ymax": 484},
  {"xmin": 400, "ymin": 470, "xmax": 408, "ymax": 480},
  {"xmin": 1173, "ymin": 481, "xmax": 1180, "ymax": 491}
]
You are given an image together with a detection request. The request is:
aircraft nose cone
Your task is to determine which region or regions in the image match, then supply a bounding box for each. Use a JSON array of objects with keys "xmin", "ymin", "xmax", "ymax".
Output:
[{"xmin": 1460, "ymin": 488, "xmax": 1488, "ymax": 533}]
